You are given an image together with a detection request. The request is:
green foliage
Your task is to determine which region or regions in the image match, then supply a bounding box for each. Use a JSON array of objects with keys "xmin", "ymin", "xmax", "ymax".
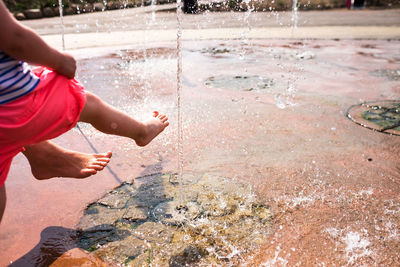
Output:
[
  {"xmin": 15, "ymin": 2, "xmax": 25, "ymax": 10},
  {"xmin": 277, "ymin": 0, "xmax": 286, "ymax": 8},
  {"xmin": 5, "ymin": 0, "xmax": 91, "ymax": 11},
  {"xmin": 4, "ymin": 0, "xmax": 400, "ymax": 14},
  {"xmin": 86, "ymin": 245, "xmax": 99, "ymax": 252},
  {"xmin": 40, "ymin": 0, "xmax": 59, "ymax": 8}
]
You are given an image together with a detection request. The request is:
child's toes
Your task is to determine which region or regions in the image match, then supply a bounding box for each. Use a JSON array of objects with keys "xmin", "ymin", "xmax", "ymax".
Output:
[{"xmin": 153, "ymin": 111, "xmax": 159, "ymax": 117}]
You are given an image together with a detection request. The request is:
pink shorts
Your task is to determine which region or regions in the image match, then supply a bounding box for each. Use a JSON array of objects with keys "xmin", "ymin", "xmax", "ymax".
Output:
[{"xmin": 0, "ymin": 67, "xmax": 86, "ymax": 186}]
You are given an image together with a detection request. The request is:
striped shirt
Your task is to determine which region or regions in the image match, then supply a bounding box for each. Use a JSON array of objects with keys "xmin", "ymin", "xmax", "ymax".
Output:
[{"xmin": 0, "ymin": 50, "xmax": 40, "ymax": 105}]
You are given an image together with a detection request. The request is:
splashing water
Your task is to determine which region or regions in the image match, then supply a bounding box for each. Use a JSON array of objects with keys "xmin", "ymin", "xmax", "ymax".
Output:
[
  {"xmin": 275, "ymin": 94, "xmax": 287, "ymax": 109},
  {"xmin": 291, "ymin": 0, "xmax": 299, "ymax": 31},
  {"xmin": 274, "ymin": 1, "xmax": 301, "ymax": 109},
  {"xmin": 58, "ymin": 0, "xmax": 65, "ymax": 50},
  {"xmin": 102, "ymin": 0, "xmax": 107, "ymax": 11},
  {"xmin": 176, "ymin": 0, "xmax": 184, "ymax": 205},
  {"xmin": 274, "ymin": 85, "xmax": 297, "ymax": 109},
  {"xmin": 151, "ymin": 0, "xmax": 157, "ymax": 22},
  {"xmin": 239, "ymin": 0, "xmax": 253, "ymax": 60}
]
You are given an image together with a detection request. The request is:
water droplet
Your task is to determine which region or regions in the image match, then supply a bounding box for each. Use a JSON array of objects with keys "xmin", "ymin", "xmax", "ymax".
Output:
[{"xmin": 275, "ymin": 94, "xmax": 286, "ymax": 109}]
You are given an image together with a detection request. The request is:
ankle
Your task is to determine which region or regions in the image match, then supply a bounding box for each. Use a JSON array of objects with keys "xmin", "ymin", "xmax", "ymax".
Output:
[{"xmin": 133, "ymin": 123, "xmax": 149, "ymax": 146}]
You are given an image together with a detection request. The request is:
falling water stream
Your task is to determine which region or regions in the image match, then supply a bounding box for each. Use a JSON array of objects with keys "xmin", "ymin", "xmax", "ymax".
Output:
[
  {"xmin": 239, "ymin": 0, "xmax": 253, "ymax": 60},
  {"xmin": 275, "ymin": 0, "xmax": 300, "ymax": 109},
  {"xmin": 176, "ymin": 0, "xmax": 184, "ymax": 205},
  {"xmin": 291, "ymin": 0, "xmax": 299, "ymax": 31},
  {"xmin": 151, "ymin": 0, "xmax": 157, "ymax": 21},
  {"xmin": 58, "ymin": 0, "xmax": 65, "ymax": 50}
]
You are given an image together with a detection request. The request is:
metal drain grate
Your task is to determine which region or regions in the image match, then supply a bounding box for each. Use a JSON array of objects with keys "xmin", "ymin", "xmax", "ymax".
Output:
[{"xmin": 346, "ymin": 100, "xmax": 400, "ymax": 136}]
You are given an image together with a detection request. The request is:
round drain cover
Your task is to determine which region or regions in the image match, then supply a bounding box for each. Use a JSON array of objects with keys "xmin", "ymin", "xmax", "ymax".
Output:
[{"xmin": 347, "ymin": 100, "xmax": 400, "ymax": 136}]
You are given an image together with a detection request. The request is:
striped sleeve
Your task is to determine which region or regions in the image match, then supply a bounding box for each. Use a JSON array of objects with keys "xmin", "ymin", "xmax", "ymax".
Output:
[{"xmin": 0, "ymin": 52, "xmax": 40, "ymax": 105}]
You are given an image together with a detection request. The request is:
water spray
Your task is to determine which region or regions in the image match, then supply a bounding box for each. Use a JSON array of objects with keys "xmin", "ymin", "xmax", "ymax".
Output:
[
  {"xmin": 57, "ymin": 1, "xmax": 122, "ymax": 184},
  {"xmin": 176, "ymin": 0, "xmax": 185, "ymax": 207},
  {"xmin": 58, "ymin": 0, "xmax": 65, "ymax": 51}
]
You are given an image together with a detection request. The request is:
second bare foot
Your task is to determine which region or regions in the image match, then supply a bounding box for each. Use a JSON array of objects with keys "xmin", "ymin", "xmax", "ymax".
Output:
[
  {"xmin": 23, "ymin": 141, "xmax": 112, "ymax": 180},
  {"xmin": 135, "ymin": 111, "xmax": 169, "ymax": 147}
]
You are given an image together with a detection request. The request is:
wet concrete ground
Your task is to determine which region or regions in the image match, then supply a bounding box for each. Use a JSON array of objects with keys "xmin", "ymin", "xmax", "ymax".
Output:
[{"xmin": 1, "ymin": 7, "xmax": 400, "ymax": 267}]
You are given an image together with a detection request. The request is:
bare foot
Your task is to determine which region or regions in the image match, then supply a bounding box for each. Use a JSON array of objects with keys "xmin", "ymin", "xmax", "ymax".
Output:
[
  {"xmin": 23, "ymin": 141, "xmax": 112, "ymax": 180},
  {"xmin": 135, "ymin": 111, "xmax": 169, "ymax": 147}
]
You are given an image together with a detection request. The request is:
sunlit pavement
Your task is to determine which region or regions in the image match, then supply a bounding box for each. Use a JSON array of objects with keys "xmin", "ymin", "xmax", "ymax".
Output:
[{"xmin": 1, "ymin": 6, "xmax": 400, "ymax": 266}]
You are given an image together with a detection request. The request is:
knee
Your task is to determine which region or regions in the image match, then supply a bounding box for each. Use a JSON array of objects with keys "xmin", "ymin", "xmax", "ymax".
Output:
[
  {"xmin": 85, "ymin": 91, "xmax": 102, "ymax": 109},
  {"xmin": 80, "ymin": 92, "xmax": 103, "ymax": 122}
]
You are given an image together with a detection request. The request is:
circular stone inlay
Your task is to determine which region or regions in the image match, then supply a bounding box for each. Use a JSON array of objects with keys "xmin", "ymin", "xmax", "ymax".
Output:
[{"xmin": 346, "ymin": 100, "xmax": 400, "ymax": 135}]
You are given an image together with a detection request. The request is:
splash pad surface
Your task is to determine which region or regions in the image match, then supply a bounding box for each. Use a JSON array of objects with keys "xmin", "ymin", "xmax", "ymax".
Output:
[
  {"xmin": 73, "ymin": 39, "xmax": 400, "ymax": 266},
  {"xmin": 1, "ymin": 12, "xmax": 400, "ymax": 267}
]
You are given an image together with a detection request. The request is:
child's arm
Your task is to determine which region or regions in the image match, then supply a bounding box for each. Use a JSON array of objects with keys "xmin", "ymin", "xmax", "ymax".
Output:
[{"xmin": 0, "ymin": 0, "xmax": 76, "ymax": 79}]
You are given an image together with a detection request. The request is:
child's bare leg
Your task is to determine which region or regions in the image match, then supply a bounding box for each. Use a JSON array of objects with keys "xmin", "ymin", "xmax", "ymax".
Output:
[
  {"xmin": 0, "ymin": 185, "xmax": 5, "ymax": 224},
  {"xmin": 23, "ymin": 141, "xmax": 112, "ymax": 180},
  {"xmin": 79, "ymin": 92, "xmax": 169, "ymax": 146}
]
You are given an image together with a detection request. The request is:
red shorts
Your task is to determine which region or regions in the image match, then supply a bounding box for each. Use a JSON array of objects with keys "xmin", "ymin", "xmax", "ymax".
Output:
[{"xmin": 0, "ymin": 67, "xmax": 86, "ymax": 186}]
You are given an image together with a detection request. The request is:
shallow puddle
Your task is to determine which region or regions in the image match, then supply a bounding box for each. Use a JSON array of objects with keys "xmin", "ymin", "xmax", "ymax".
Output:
[{"xmin": 347, "ymin": 100, "xmax": 400, "ymax": 135}]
